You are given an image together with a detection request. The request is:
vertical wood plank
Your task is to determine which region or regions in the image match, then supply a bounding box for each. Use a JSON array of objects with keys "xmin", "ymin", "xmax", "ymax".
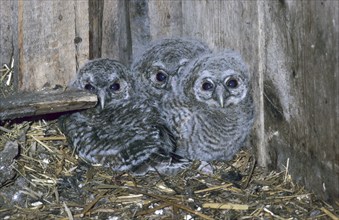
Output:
[
  {"xmin": 89, "ymin": 0, "xmax": 103, "ymax": 60},
  {"xmin": 147, "ymin": 0, "xmax": 183, "ymax": 39},
  {"xmin": 74, "ymin": 1, "xmax": 90, "ymax": 72},
  {"xmin": 0, "ymin": 0, "xmax": 18, "ymax": 97},
  {"xmin": 182, "ymin": 1, "xmax": 258, "ymax": 55},
  {"xmin": 0, "ymin": 1, "xmax": 14, "ymax": 67},
  {"xmin": 260, "ymin": 0, "xmax": 338, "ymax": 201},
  {"xmin": 102, "ymin": 0, "xmax": 132, "ymax": 66},
  {"xmin": 17, "ymin": 0, "xmax": 89, "ymax": 91},
  {"xmin": 256, "ymin": 0, "xmax": 268, "ymax": 167},
  {"xmin": 128, "ymin": 0, "xmax": 184, "ymax": 63},
  {"xmin": 128, "ymin": 0, "xmax": 151, "ymax": 62}
]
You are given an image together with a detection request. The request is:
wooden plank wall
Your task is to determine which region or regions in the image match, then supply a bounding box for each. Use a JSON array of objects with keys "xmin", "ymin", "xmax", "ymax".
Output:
[
  {"xmin": 0, "ymin": 0, "xmax": 338, "ymax": 202},
  {"xmin": 0, "ymin": 1, "xmax": 16, "ymax": 75},
  {"xmin": 260, "ymin": 0, "xmax": 339, "ymax": 202},
  {"xmin": 0, "ymin": 0, "xmax": 90, "ymax": 92},
  {"xmin": 0, "ymin": 0, "xmax": 18, "ymax": 97}
]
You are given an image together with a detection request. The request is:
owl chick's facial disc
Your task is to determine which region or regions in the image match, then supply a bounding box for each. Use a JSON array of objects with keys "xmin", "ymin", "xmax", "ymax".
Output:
[
  {"xmin": 182, "ymin": 52, "xmax": 250, "ymax": 109},
  {"xmin": 193, "ymin": 69, "xmax": 247, "ymax": 108},
  {"xmin": 73, "ymin": 58, "xmax": 131, "ymax": 109},
  {"xmin": 132, "ymin": 38, "xmax": 211, "ymax": 98}
]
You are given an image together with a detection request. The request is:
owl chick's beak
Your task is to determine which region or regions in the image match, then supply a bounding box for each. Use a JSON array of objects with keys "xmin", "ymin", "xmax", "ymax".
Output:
[
  {"xmin": 214, "ymin": 86, "xmax": 225, "ymax": 108},
  {"xmin": 98, "ymin": 90, "xmax": 106, "ymax": 109}
]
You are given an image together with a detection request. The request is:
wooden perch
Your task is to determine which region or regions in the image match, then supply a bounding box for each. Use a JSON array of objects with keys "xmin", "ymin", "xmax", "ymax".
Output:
[{"xmin": 0, "ymin": 89, "xmax": 98, "ymax": 121}]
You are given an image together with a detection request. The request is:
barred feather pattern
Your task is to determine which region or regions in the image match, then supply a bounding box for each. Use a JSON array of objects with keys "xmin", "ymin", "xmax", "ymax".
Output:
[
  {"xmin": 60, "ymin": 100, "xmax": 188, "ymax": 175},
  {"xmin": 131, "ymin": 37, "xmax": 211, "ymax": 100},
  {"xmin": 161, "ymin": 51, "xmax": 255, "ymax": 161},
  {"xmin": 59, "ymin": 58, "xmax": 189, "ymax": 175}
]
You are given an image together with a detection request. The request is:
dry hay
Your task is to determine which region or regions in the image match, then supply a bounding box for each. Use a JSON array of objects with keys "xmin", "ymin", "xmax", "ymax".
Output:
[
  {"xmin": 0, "ymin": 57, "xmax": 15, "ymax": 98},
  {"xmin": 0, "ymin": 119, "xmax": 338, "ymax": 220}
]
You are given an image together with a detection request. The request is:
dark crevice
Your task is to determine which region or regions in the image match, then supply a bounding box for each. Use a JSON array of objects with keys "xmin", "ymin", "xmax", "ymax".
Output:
[
  {"xmin": 122, "ymin": 0, "xmax": 133, "ymax": 66},
  {"xmin": 88, "ymin": 0, "xmax": 104, "ymax": 59}
]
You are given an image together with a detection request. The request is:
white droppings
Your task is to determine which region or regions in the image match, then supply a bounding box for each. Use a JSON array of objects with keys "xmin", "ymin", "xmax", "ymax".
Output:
[
  {"xmin": 31, "ymin": 201, "xmax": 43, "ymax": 207},
  {"xmin": 187, "ymin": 198, "xmax": 194, "ymax": 202},
  {"xmin": 12, "ymin": 192, "xmax": 22, "ymax": 201},
  {"xmin": 262, "ymin": 186, "xmax": 270, "ymax": 191},
  {"xmin": 154, "ymin": 209, "xmax": 163, "ymax": 215},
  {"xmin": 42, "ymin": 158, "xmax": 50, "ymax": 164},
  {"xmin": 184, "ymin": 214, "xmax": 194, "ymax": 220}
]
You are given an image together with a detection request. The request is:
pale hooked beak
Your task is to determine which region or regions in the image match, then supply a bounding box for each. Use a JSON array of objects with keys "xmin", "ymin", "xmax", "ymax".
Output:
[
  {"xmin": 215, "ymin": 85, "xmax": 225, "ymax": 108},
  {"xmin": 98, "ymin": 90, "xmax": 106, "ymax": 109}
]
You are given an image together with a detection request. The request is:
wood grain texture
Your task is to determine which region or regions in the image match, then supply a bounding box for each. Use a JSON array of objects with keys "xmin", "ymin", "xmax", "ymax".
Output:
[
  {"xmin": 17, "ymin": 0, "xmax": 89, "ymax": 91},
  {"xmin": 0, "ymin": 89, "xmax": 97, "ymax": 121},
  {"xmin": 0, "ymin": 0, "xmax": 14, "ymax": 68},
  {"xmin": 0, "ymin": 0, "xmax": 18, "ymax": 97},
  {"xmin": 147, "ymin": 1, "xmax": 182, "ymax": 39},
  {"xmin": 102, "ymin": 0, "xmax": 132, "ymax": 66},
  {"xmin": 128, "ymin": 0, "xmax": 151, "ymax": 63},
  {"xmin": 260, "ymin": 0, "xmax": 338, "ymax": 202},
  {"xmin": 74, "ymin": 1, "xmax": 90, "ymax": 72},
  {"xmin": 89, "ymin": 0, "xmax": 103, "ymax": 59}
]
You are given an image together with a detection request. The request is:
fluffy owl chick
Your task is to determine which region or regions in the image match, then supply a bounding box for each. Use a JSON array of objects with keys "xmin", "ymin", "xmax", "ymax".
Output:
[
  {"xmin": 131, "ymin": 38, "xmax": 211, "ymax": 99},
  {"xmin": 71, "ymin": 58, "xmax": 130, "ymax": 109},
  {"xmin": 59, "ymin": 59, "xmax": 188, "ymax": 175},
  {"xmin": 161, "ymin": 51, "xmax": 255, "ymax": 161}
]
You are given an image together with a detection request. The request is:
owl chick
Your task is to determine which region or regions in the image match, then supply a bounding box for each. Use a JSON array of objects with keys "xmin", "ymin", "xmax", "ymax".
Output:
[
  {"xmin": 131, "ymin": 38, "xmax": 211, "ymax": 99},
  {"xmin": 59, "ymin": 58, "xmax": 188, "ymax": 175},
  {"xmin": 161, "ymin": 51, "xmax": 255, "ymax": 161},
  {"xmin": 71, "ymin": 58, "xmax": 130, "ymax": 109}
]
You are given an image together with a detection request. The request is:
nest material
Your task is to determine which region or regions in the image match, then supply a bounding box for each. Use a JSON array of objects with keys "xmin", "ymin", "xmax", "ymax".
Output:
[
  {"xmin": 0, "ymin": 120, "xmax": 338, "ymax": 220},
  {"xmin": 0, "ymin": 57, "xmax": 15, "ymax": 98}
]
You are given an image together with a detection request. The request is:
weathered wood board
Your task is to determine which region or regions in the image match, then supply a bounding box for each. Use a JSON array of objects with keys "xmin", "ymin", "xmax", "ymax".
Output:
[
  {"xmin": 0, "ymin": 1, "xmax": 15, "ymax": 71},
  {"xmin": 0, "ymin": 90, "xmax": 97, "ymax": 121},
  {"xmin": 260, "ymin": 0, "xmax": 338, "ymax": 202},
  {"xmin": 16, "ymin": 0, "xmax": 89, "ymax": 91},
  {"xmin": 102, "ymin": 0, "xmax": 132, "ymax": 65},
  {"xmin": 0, "ymin": 0, "xmax": 18, "ymax": 97}
]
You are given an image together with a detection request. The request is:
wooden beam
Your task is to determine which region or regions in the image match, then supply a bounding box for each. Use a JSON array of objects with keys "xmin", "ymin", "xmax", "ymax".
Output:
[{"xmin": 0, "ymin": 89, "xmax": 97, "ymax": 121}]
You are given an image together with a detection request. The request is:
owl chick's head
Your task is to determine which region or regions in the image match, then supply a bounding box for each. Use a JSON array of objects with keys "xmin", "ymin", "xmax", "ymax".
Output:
[
  {"xmin": 132, "ymin": 38, "xmax": 211, "ymax": 98},
  {"xmin": 72, "ymin": 58, "xmax": 131, "ymax": 109},
  {"xmin": 181, "ymin": 51, "xmax": 250, "ymax": 109}
]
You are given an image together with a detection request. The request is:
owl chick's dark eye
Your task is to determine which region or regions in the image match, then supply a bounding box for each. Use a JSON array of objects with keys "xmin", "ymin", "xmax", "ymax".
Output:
[
  {"xmin": 226, "ymin": 78, "xmax": 238, "ymax": 88},
  {"xmin": 156, "ymin": 71, "xmax": 167, "ymax": 82},
  {"xmin": 202, "ymin": 81, "xmax": 214, "ymax": 91},
  {"xmin": 84, "ymin": 83, "xmax": 96, "ymax": 92},
  {"xmin": 110, "ymin": 82, "xmax": 121, "ymax": 92}
]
